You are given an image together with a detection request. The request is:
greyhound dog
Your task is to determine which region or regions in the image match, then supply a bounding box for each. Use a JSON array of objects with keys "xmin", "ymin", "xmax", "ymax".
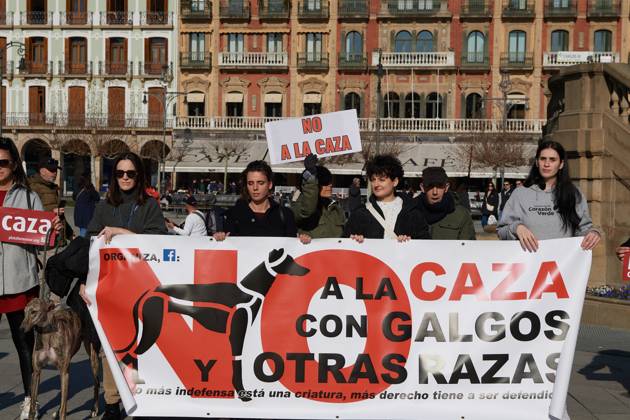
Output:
[{"xmin": 21, "ymin": 298, "xmax": 101, "ymax": 419}]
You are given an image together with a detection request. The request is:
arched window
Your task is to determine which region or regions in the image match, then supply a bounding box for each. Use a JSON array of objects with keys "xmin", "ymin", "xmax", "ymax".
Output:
[
  {"xmin": 345, "ymin": 31, "xmax": 363, "ymax": 60},
  {"xmin": 426, "ymin": 92, "xmax": 443, "ymax": 119},
  {"xmin": 394, "ymin": 31, "xmax": 412, "ymax": 53},
  {"xmin": 344, "ymin": 92, "xmax": 361, "ymax": 117},
  {"xmin": 466, "ymin": 31, "xmax": 485, "ymax": 63},
  {"xmin": 416, "ymin": 31, "xmax": 433, "ymax": 53},
  {"xmin": 383, "ymin": 92, "xmax": 400, "ymax": 118},
  {"xmin": 404, "ymin": 93, "xmax": 420, "ymax": 118},
  {"xmin": 594, "ymin": 30, "xmax": 612, "ymax": 52},
  {"xmin": 550, "ymin": 30, "xmax": 569, "ymax": 52},
  {"xmin": 508, "ymin": 30, "xmax": 526, "ymax": 63},
  {"xmin": 465, "ymin": 93, "xmax": 483, "ymax": 119}
]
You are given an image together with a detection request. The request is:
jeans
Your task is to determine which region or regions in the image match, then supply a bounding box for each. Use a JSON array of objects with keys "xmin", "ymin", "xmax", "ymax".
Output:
[{"xmin": 79, "ymin": 227, "xmax": 88, "ymax": 237}]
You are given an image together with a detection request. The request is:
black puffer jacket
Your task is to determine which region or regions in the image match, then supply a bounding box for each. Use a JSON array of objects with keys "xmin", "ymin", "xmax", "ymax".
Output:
[
  {"xmin": 344, "ymin": 194, "xmax": 430, "ymax": 239},
  {"xmin": 224, "ymin": 198, "xmax": 297, "ymax": 237}
]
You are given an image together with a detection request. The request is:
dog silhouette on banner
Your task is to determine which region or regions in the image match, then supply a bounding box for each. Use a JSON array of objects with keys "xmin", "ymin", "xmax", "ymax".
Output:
[{"xmin": 114, "ymin": 248, "xmax": 309, "ymax": 401}]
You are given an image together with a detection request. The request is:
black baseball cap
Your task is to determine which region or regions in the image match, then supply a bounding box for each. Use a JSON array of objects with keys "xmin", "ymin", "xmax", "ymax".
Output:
[
  {"xmin": 184, "ymin": 195, "xmax": 198, "ymax": 207},
  {"xmin": 422, "ymin": 167, "xmax": 448, "ymax": 189},
  {"xmin": 38, "ymin": 156, "xmax": 61, "ymax": 171}
]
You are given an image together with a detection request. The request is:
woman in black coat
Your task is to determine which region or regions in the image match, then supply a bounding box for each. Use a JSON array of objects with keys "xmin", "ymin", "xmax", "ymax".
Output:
[{"xmin": 481, "ymin": 181, "xmax": 499, "ymax": 228}]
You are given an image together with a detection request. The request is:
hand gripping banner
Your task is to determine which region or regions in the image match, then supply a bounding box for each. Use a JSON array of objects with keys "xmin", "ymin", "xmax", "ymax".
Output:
[{"xmin": 86, "ymin": 236, "xmax": 592, "ymax": 419}]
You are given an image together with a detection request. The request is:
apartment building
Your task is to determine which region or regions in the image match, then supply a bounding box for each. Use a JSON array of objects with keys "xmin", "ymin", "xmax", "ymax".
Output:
[
  {"xmin": 172, "ymin": 0, "xmax": 629, "ymax": 185},
  {"xmin": 0, "ymin": 0, "xmax": 178, "ymax": 191}
]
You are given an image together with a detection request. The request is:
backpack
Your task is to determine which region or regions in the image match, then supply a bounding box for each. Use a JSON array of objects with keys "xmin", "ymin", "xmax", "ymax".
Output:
[{"xmin": 193, "ymin": 209, "xmax": 223, "ymax": 235}]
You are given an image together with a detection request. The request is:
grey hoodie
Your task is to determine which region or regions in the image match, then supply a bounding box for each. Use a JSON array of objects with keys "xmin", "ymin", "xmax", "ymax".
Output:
[{"xmin": 497, "ymin": 184, "xmax": 600, "ymax": 240}]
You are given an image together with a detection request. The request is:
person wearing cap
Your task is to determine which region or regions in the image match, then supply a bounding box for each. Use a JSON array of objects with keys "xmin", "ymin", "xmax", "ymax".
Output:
[
  {"xmin": 291, "ymin": 154, "xmax": 345, "ymax": 243},
  {"xmin": 415, "ymin": 167, "xmax": 476, "ymax": 240},
  {"xmin": 29, "ymin": 156, "xmax": 62, "ymax": 212},
  {"xmin": 166, "ymin": 195, "xmax": 207, "ymax": 237}
]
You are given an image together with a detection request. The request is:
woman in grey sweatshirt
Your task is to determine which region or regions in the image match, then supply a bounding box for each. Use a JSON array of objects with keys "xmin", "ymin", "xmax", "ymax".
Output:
[{"xmin": 497, "ymin": 140, "xmax": 601, "ymax": 252}]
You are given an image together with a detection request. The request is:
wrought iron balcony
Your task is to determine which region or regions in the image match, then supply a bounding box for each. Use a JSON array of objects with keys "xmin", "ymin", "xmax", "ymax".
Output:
[
  {"xmin": 99, "ymin": 61, "xmax": 133, "ymax": 77},
  {"xmin": 181, "ymin": 0, "xmax": 212, "ymax": 19},
  {"xmin": 2, "ymin": 113, "xmax": 171, "ymax": 130},
  {"xmin": 297, "ymin": 52, "xmax": 329, "ymax": 71},
  {"xmin": 219, "ymin": 1, "xmax": 250, "ymax": 20},
  {"xmin": 338, "ymin": 0, "xmax": 369, "ymax": 19},
  {"xmin": 298, "ymin": 1, "xmax": 329, "ymax": 20},
  {"xmin": 0, "ymin": 11, "xmax": 14, "ymax": 26},
  {"xmin": 381, "ymin": 0, "xmax": 448, "ymax": 18},
  {"xmin": 100, "ymin": 11, "xmax": 134, "ymax": 25},
  {"xmin": 460, "ymin": 0, "xmax": 490, "ymax": 18},
  {"xmin": 587, "ymin": 0, "xmax": 620, "ymax": 18},
  {"xmin": 60, "ymin": 11, "xmax": 91, "ymax": 25},
  {"xmin": 544, "ymin": 0, "xmax": 577, "ymax": 18},
  {"xmin": 218, "ymin": 52, "xmax": 288, "ymax": 67},
  {"xmin": 259, "ymin": 0, "xmax": 289, "ymax": 19},
  {"xmin": 140, "ymin": 62, "xmax": 174, "ymax": 78},
  {"xmin": 19, "ymin": 61, "xmax": 53, "ymax": 77},
  {"xmin": 140, "ymin": 11, "xmax": 174, "ymax": 25},
  {"xmin": 20, "ymin": 11, "xmax": 51, "ymax": 25},
  {"xmin": 543, "ymin": 51, "xmax": 619, "ymax": 67},
  {"xmin": 372, "ymin": 51, "xmax": 455, "ymax": 68},
  {"xmin": 500, "ymin": 52, "xmax": 534, "ymax": 70},
  {"xmin": 460, "ymin": 53, "xmax": 490, "ymax": 69},
  {"xmin": 502, "ymin": 0, "xmax": 535, "ymax": 19},
  {"xmin": 59, "ymin": 61, "xmax": 93, "ymax": 77},
  {"xmin": 338, "ymin": 53, "xmax": 367, "ymax": 70},
  {"xmin": 180, "ymin": 52, "xmax": 212, "ymax": 70}
]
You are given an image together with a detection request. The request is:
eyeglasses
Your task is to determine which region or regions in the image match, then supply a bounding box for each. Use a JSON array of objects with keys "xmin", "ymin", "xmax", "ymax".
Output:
[
  {"xmin": 0, "ymin": 159, "xmax": 13, "ymax": 168},
  {"xmin": 115, "ymin": 170, "xmax": 137, "ymax": 179}
]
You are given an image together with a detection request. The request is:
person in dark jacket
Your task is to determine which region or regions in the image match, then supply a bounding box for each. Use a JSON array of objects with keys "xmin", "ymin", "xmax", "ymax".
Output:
[
  {"xmin": 214, "ymin": 160, "xmax": 297, "ymax": 239},
  {"xmin": 291, "ymin": 154, "xmax": 345, "ymax": 243},
  {"xmin": 499, "ymin": 180, "xmax": 514, "ymax": 216},
  {"xmin": 347, "ymin": 177, "xmax": 362, "ymax": 214},
  {"xmin": 73, "ymin": 176, "xmax": 100, "ymax": 237},
  {"xmin": 345, "ymin": 155, "xmax": 430, "ymax": 241},
  {"xmin": 416, "ymin": 167, "xmax": 476, "ymax": 240},
  {"xmin": 78, "ymin": 152, "xmax": 166, "ymax": 420},
  {"xmin": 481, "ymin": 181, "xmax": 499, "ymax": 228}
]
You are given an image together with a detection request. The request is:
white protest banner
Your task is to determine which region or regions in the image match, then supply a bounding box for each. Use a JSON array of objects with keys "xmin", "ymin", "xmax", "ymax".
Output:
[
  {"xmin": 86, "ymin": 236, "xmax": 591, "ymax": 419},
  {"xmin": 265, "ymin": 110, "xmax": 361, "ymax": 164}
]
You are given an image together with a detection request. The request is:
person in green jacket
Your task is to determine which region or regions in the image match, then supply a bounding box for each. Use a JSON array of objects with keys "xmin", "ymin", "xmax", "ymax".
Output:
[
  {"xmin": 415, "ymin": 167, "xmax": 476, "ymax": 240},
  {"xmin": 291, "ymin": 154, "xmax": 345, "ymax": 243}
]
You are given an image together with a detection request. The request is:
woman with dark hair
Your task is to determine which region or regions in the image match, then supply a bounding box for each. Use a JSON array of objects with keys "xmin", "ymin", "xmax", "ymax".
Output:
[
  {"xmin": 0, "ymin": 138, "xmax": 62, "ymax": 419},
  {"xmin": 79, "ymin": 152, "xmax": 166, "ymax": 420},
  {"xmin": 214, "ymin": 160, "xmax": 297, "ymax": 239},
  {"xmin": 73, "ymin": 176, "xmax": 100, "ymax": 237},
  {"xmin": 481, "ymin": 181, "xmax": 498, "ymax": 229},
  {"xmin": 497, "ymin": 140, "xmax": 601, "ymax": 252}
]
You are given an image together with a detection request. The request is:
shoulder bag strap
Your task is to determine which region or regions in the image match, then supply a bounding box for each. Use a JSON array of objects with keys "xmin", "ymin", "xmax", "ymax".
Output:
[{"xmin": 365, "ymin": 202, "xmax": 396, "ymax": 239}]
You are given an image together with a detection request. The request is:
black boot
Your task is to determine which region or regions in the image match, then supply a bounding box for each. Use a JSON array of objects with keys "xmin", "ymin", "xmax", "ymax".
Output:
[{"xmin": 101, "ymin": 403, "xmax": 122, "ymax": 420}]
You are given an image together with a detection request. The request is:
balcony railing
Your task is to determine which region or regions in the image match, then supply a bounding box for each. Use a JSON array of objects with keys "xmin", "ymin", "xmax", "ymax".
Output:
[
  {"xmin": 100, "ymin": 11, "xmax": 134, "ymax": 25},
  {"xmin": 500, "ymin": 52, "xmax": 534, "ymax": 70},
  {"xmin": 180, "ymin": 52, "xmax": 212, "ymax": 70},
  {"xmin": 587, "ymin": 0, "xmax": 620, "ymax": 18},
  {"xmin": 298, "ymin": 1, "xmax": 329, "ymax": 19},
  {"xmin": 0, "ymin": 12, "xmax": 13, "ymax": 26},
  {"xmin": 338, "ymin": 0, "xmax": 369, "ymax": 19},
  {"xmin": 59, "ymin": 61, "xmax": 93, "ymax": 77},
  {"xmin": 544, "ymin": 0, "xmax": 577, "ymax": 18},
  {"xmin": 140, "ymin": 11, "xmax": 174, "ymax": 25},
  {"xmin": 99, "ymin": 61, "xmax": 133, "ymax": 77},
  {"xmin": 3, "ymin": 113, "xmax": 173, "ymax": 129},
  {"xmin": 173, "ymin": 116, "xmax": 546, "ymax": 134},
  {"xmin": 20, "ymin": 11, "xmax": 51, "ymax": 25},
  {"xmin": 543, "ymin": 51, "xmax": 620, "ymax": 67},
  {"xmin": 60, "ymin": 11, "xmax": 91, "ymax": 25},
  {"xmin": 381, "ymin": 0, "xmax": 446, "ymax": 17},
  {"xmin": 338, "ymin": 54, "xmax": 367, "ymax": 70},
  {"xmin": 502, "ymin": 0, "xmax": 535, "ymax": 19},
  {"xmin": 181, "ymin": 0, "xmax": 212, "ymax": 19},
  {"xmin": 460, "ymin": 0, "xmax": 490, "ymax": 18},
  {"xmin": 372, "ymin": 51, "xmax": 455, "ymax": 68},
  {"xmin": 297, "ymin": 52, "xmax": 329, "ymax": 70},
  {"xmin": 218, "ymin": 52, "xmax": 288, "ymax": 67},
  {"xmin": 219, "ymin": 2, "xmax": 250, "ymax": 19},
  {"xmin": 19, "ymin": 61, "xmax": 53, "ymax": 76},
  {"xmin": 259, "ymin": 0, "xmax": 289, "ymax": 19},
  {"xmin": 460, "ymin": 53, "xmax": 490, "ymax": 69},
  {"xmin": 140, "ymin": 62, "xmax": 174, "ymax": 77}
]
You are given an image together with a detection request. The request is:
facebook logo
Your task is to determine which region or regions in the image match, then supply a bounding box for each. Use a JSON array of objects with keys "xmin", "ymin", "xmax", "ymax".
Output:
[{"xmin": 163, "ymin": 249, "xmax": 177, "ymax": 262}]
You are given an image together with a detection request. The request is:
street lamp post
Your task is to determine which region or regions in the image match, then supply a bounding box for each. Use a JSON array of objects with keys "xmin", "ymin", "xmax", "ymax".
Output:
[
  {"xmin": 375, "ymin": 49, "xmax": 384, "ymax": 155},
  {"xmin": 0, "ymin": 42, "xmax": 26, "ymax": 140}
]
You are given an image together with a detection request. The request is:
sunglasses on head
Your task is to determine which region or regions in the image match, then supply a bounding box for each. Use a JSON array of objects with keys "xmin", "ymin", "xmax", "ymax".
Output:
[
  {"xmin": 115, "ymin": 170, "xmax": 137, "ymax": 179},
  {"xmin": 0, "ymin": 159, "xmax": 13, "ymax": 168}
]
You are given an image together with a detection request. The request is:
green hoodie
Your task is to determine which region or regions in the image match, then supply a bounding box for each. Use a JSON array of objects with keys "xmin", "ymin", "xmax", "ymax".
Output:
[{"xmin": 291, "ymin": 177, "xmax": 346, "ymax": 238}]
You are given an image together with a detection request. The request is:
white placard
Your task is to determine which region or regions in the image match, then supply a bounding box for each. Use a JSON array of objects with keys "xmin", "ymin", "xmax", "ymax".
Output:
[{"xmin": 265, "ymin": 110, "xmax": 362, "ymax": 165}]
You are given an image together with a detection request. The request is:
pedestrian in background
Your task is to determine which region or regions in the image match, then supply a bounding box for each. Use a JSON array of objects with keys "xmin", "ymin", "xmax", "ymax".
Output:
[
  {"xmin": 166, "ymin": 195, "xmax": 207, "ymax": 237},
  {"xmin": 499, "ymin": 179, "xmax": 514, "ymax": 220},
  {"xmin": 481, "ymin": 181, "xmax": 498, "ymax": 229},
  {"xmin": 347, "ymin": 177, "xmax": 362, "ymax": 215},
  {"xmin": 73, "ymin": 175, "xmax": 100, "ymax": 237},
  {"xmin": 497, "ymin": 140, "xmax": 601, "ymax": 252}
]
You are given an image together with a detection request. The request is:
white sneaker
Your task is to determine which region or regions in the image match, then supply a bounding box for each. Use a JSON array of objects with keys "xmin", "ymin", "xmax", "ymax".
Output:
[{"xmin": 20, "ymin": 396, "xmax": 39, "ymax": 420}]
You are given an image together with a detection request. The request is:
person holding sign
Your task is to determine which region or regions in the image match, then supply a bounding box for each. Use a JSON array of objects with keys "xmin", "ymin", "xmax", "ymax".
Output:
[
  {"xmin": 0, "ymin": 138, "xmax": 62, "ymax": 419},
  {"xmin": 617, "ymin": 238, "xmax": 630, "ymax": 260},
  {"xmin": 291, "ymin": 154, "xmax": 345, "ymax": 243},
  {"xmin": 497, "ymin": 141, "xmax": 601, "ymax": 252},
  {"xmin": 345, "ymin": 154, "xmax": 430, "ymax": 242},
  {"xmin": 214, "ymin": 160, "xmax": 297, "ymax": 240}
]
